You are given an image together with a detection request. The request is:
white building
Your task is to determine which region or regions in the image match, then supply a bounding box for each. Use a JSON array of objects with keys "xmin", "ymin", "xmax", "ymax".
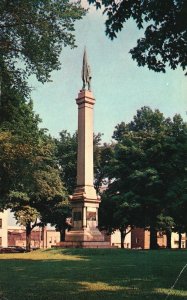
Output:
[
  {"xmin": 171, "ymin": 232, "xmax": 186, "ymax": 249},
  {"xmin": 0, "ymin": 211, "xmax": 8, "ymax": 247}
]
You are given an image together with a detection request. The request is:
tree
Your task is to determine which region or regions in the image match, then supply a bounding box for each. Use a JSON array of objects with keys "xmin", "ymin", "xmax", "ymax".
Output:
[
  {"xmin": 156, "ymin": 214, "xmax": 175, "ymax": 249},
  {"xmin": 107, "ymin": 107, "xmax": 187, "ymax": 249},
  {"xmin": 55, "ymin": 130, "xmax": 77, "ymax": 195},
  {"xmin": 99, "ymin": 190, "xmax": 139, "ymax": 248},
  {"xmin": 0, "ymin": 0, "xmax": 85, "ymax": 96},
  {"xmin": 40, "ymin": 197, "xmax": 71, "ymax": 242},
  {"xmin": 94, "ymin": 142, "xmax": 113, "ymax": 194},
  {"xmin": 0, "ymin": 85, "xmax": 43, "ymax": 205},
  {"xmin": 0, "ymin": 87, "xmax": 68, "ymax": 251},
  {"xmin": 88, "ymin": 0, "xmax": 187, "ymax": 74},
  {"xmin": 163, "ymin": 115, "xmax": 187, "ymax": 248},
  {"xmin": 56, "ymin": 130, "xmax": 106, "ymax": 194},
  {"xmin": 7, "ymin": 135, "xmax": 67, "ymax": 251}
]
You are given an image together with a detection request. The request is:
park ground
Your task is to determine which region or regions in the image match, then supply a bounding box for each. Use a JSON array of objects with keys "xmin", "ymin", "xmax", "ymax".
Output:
[{"xmin": 0, "ymin": 249, "xmax": 187, "ymax": 300}]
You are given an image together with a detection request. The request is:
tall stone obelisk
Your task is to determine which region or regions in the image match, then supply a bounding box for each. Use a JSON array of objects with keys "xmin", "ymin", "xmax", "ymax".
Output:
[{"xmin": 65, "ymin": 49, "xmax": 105, "ymax": 246}]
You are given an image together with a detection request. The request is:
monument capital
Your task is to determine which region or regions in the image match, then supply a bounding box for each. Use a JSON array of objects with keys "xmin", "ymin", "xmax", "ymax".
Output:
[{"xmin": 76, "ymin": 90, "xmax": 95, "ymax": 106}]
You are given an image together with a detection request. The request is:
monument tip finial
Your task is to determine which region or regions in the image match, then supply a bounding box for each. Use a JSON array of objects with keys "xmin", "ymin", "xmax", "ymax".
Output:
[{"xmin": 81, "ymin": 47, "xmax": 92, "ymax": 91}]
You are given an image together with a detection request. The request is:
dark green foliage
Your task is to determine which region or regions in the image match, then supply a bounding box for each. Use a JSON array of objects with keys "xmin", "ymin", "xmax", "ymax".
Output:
[
  {"xmin": 41, "ymin": 197, "xmax": 71, "ymax": 242},
  {"xmin": 0, "ymin": 87, "xmax": 68, "ymax": 250},
  {"xmin": 55, "ymin": 130, "xmax": 78, "ymax": 195},
  {"xmin": 102, "ymin": 107, "xmax": 187, "ymax": 248},
  {"xmin": 0, "ymin": 0, "xmax": 85, "ymax": 96},
  {"xmin": 88, "ymin": 0, "xmax": 187, "ymax": 74},
  {"xmin": 55, "ymin": 131, "xmax": 107, "ymax": 194}
]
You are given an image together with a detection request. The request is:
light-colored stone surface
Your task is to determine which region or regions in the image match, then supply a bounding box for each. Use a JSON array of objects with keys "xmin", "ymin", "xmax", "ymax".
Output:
[
  {"xmin": 110, "ymin": 229, "xmax": 131, "ymax": 248},
  {"xmin": 76, "ymin": 90, "xmax": 95, "ymax": 190},
  {"xmin": 66, "ymin": 90, "xmax": 106, "ymax": 245},
  {"xmin": 171, "ymin": 232, "xmax": 186, "ymax": 248},
  {"xmin": 56, "ymin": 241, "xmax": 112, "ymax": 248},
  {"xmin": 0, "ymin": 211, "xmax": 8, "ymax": 247}
]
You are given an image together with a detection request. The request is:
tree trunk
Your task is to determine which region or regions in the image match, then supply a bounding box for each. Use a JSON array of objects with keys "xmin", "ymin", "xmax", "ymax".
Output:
[
  {"xmin": 166, "ymin": 230, "xmax": 171, "ymax": 249},
  {"xmin": 178, "ymin": 231, "xmax": 182, "ymax": 249},
  {"xmin": 41, "ymin": 226, "xmax": 46, "ymax": 248},
  {"xmin": 60, "ymin": 227, "xmax": 66, "ymax": 242},
  {"xmin": 26, "ymin": 223, "xmax": 32, "ymax": 252},
  {"xmin": 150, "ymin": 226, "xmax": 158, "ymax": 249},
  {"xmin": 120, "ymin": 228, "xmax": 126, "ymax": 249}
]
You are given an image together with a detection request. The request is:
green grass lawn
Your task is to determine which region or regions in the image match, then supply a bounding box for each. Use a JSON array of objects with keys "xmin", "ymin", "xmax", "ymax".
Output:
[{"xmin": 0, "ymin": 248, "xmax": 187, "ymax": 300}]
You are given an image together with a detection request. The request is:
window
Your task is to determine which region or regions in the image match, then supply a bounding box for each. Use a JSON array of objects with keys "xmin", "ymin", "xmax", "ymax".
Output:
[
  {"xmin": 136, "ymin": 238, "xmax": 139, "ymax": 244},
  {"xmin": 0, "ymin": 219, "xmax": 2, "ymax": 229}
]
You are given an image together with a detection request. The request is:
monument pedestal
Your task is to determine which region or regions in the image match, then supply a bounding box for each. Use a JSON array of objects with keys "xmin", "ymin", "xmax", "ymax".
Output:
[{"xmin": 65, "ymin": 186, "xmax": 104, "ymax": 243}]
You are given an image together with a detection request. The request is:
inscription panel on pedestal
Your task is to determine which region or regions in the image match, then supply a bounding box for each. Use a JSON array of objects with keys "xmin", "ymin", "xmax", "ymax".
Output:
[
  {"xmin": 86, "ymin": 211, "xmax": 96, "ymax": 221},
  {"xmin": 73, "ymin": 211, "xmax": 82, "ymax": 221}
]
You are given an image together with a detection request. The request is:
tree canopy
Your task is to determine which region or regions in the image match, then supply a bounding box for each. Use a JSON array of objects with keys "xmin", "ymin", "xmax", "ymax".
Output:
[
  {"xmin": 102, "ymin": 107, "xmax": 187, "ymax": 248},
  {"xmin": 55, "ymin": 130, "xmax": 107, "ymax": 194},
  {"xmin": 0, "ymin": 0, "xmax": 85, "ymax": 96},
  {"xmin": 88, "ymin": 0, "xmax": 187, "ymax": 74},
  {"xmin": 0, "ymin": 86, "xmax": 68, "ymax": 250}
]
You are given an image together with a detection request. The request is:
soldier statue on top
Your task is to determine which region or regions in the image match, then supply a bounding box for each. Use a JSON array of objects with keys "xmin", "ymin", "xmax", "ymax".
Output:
[{"xmin": 81, "ymin": 48, "xmax": 92, "ymax": 91}]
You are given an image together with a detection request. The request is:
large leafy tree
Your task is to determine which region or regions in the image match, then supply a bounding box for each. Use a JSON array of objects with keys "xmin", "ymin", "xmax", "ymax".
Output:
[
  {"xmin": 88, "ymin": 0, "xmax": 187, "ymax": 74},
  {"xmin": 11, "ymin": 159, "xmax": 67, "ymax": 251},
  {"xmin": 1, "ymin": 128, "xmax": 68, "ymax": 251},
  {"xmin": 0, "ymin": 0, "xmax": 85, "ymax": 96},
  {"xmin": 0, "ymin": 85, "xmax": 68, "ymax": 251},
  {"xmin": 163, "ymin": 115, "xmax": 187, "ymax": 248},
  {"xmin": 106, "ymin": 107, "xmax": 187, "ymax": 249},
  {"xmin": 40, "ymin": 197, "xmax": 71, "ymax": 242},
  {"xmin": 0, "ymin": 89, "xmax": 42, "ymax": 204},
  {"xmin": 99, "ymin": 190, "xmax": 140, "ymax": 248},
  {"xmin": 55, "ymin": 130, "xmax": 106, "ymax": 194},
  {"xmin": 55, "ymin": 130, "xmax": 78, "ymax": 195},
  {"xmin": 94, "ymin": 141, "xmax": 113, "ymax": 194}
]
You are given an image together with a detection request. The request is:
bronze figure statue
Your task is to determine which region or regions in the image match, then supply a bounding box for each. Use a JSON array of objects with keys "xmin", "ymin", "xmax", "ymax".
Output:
[{"xmin": 81, "ymin": 48, "xmax": 92, "ymax": 91}]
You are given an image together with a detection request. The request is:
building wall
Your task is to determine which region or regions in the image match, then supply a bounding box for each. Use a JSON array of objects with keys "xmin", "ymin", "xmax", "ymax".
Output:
[
  {"xmin": 8, "ymin": 227, "xmax": 41, "ymax": 248},
  {"xmin": 45, "ymin": 231, "xmax": 60, "ymax": 248},
  {"xmin": 8, "ymin": 226, "xmax": 60, "ymax": 248},
  {"xmin": 110, "ymin": 229, "xmax": 131, "ymax": 248},
  {"xmin": 171, "ymin": 232, "xmax": 186, "ymax": 249},
  {"xmin": 144, "ymin": 230, "xmax": 151, "ymax": 249},
  {"xmin": 131, "ymin": 228, "xmax": 166, "ymax": 249},
  {"xmin": 0, "ymin": 211, "xmax": 8, "ymax": 247},
  {"xmin": 157, "ymin": 232, "xmax": 167, "ymax": 248},
  {"xmin": 131, "ymin": 228, "xmax": 146, "ymax": 249},
  {"xmin": 131, "ymin": 228, "xmax": 186, "ymax": 249}
]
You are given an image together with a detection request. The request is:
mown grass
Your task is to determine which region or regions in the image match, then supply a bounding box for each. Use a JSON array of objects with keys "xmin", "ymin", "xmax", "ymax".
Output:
[{"xmin": 0, "ymin": 248, "xmax": 187, "ymax": 300}]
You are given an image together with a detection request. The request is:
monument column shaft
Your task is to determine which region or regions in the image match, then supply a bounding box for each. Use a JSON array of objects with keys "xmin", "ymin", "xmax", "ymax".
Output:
[
  {"xmin": 76, "ymin": 90, "xmax": 95, "ymax": 188},
  {"xmin": 60, "ymin": 48, "xmax": 109, "ymax": 246}
]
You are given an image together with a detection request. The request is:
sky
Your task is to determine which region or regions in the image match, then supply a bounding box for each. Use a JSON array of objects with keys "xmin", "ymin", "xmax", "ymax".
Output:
[
  {"xmin": 8, "ymin": 1, "xmax": 187, "ymax": 225},
  {"xmin": 30, "ymin": 1, "xmax": 187, "ymax": 144}
]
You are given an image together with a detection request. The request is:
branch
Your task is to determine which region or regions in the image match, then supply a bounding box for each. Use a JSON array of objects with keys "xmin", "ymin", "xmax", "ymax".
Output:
[
  {"xmin": 0, "ymin": 21, "xmax": 33, "ymax": 29},
  {"xmin": 126, "ymin": 227, "xmax": 132, "ymax": 235},
  {"xmin": 31, "ymin": 220, "xmax": 44, "ymax": 229}
]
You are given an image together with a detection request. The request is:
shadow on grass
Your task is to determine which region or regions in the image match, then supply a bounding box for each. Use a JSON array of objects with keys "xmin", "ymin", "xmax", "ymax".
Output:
[{"xmin": 0, "ymin": 249, "xmax": 187, "ymax": 300}]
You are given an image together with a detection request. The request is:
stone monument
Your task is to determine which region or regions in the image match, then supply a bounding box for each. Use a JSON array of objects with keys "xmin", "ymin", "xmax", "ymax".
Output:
[{"xmin": 62, "ymin": 49, "xmax": 109, "ymax": 248}]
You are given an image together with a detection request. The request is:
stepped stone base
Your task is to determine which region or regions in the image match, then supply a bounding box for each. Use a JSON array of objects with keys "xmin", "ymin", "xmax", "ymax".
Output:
[
  {"xmin": 54, "ymin": 240, "xmax": 111, "ymax": 248},
  {"xmin": 65, "ymin": 228, "xmax": 104, "ymax": 242}
]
